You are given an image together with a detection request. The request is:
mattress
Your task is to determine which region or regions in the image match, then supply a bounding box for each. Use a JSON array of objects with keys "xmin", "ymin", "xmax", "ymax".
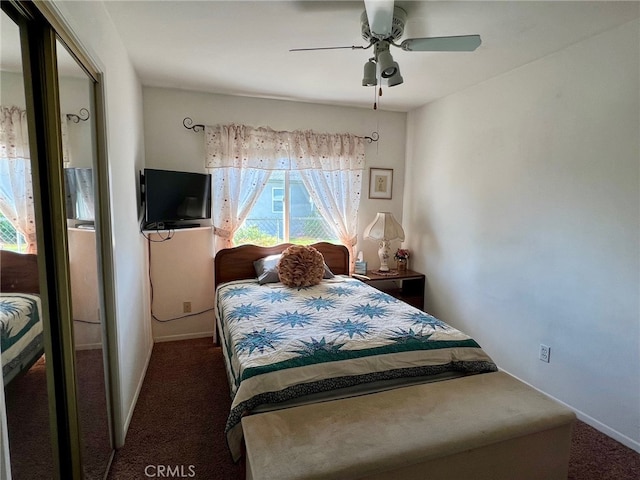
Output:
[
  {"xmin": 215, "ymin": 276, "xmax": 498, "ymax": 460},
  {"xmin": 1, "ymin": 292, "xmax": 44, "ymax": 385}
]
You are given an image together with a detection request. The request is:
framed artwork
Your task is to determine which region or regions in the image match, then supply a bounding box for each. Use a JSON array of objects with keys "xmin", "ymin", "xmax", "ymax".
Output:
[{"xmin": 369, "ymin": 168, "xmax": 393, "ymax": 199}]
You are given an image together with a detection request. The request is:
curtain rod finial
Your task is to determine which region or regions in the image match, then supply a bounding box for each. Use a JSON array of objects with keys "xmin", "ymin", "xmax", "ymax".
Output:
[
  {"xmin": 183, "ymin": 117, "xmax": 205, "ymax": 133},
  {"xmin": 365, "ymin": 131, "xmax": 379, "ymax": 143},
  {"xmin": 66, "ymin": 108, "xmax": 90, "ymax": 123}
]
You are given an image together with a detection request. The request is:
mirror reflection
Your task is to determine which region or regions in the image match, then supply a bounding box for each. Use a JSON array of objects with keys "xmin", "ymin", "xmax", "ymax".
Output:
[
  {"xmin": 57, "ymin": 39, "xmax": 113, "ymax": 478},
  {"xmin": 1, "ymin": 9, "xmax": 54, "ymax": 479}
]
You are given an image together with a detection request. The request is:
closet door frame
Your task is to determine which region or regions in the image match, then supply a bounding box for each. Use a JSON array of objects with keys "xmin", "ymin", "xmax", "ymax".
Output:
[{"xmin": 2, "ymin": 1, "xmax": 117, "ymax": 478}]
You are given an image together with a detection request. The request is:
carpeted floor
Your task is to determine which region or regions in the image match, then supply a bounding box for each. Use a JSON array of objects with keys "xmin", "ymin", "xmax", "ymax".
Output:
[
  {"xmin": 568, "ymin": 421, "xmax": 640, "ymax": 479},
  {"xmin": 107, "ymin": 337, "xmax": 640, "ymax": 480},
  {"xmin": 4, "ymin": 348, "xmax": 111, "ymax": 480},
  {"xmin": 107, "ymin": 338, "xmax": 243, "ymax": 480},
  {"xmin": 4, "ymin": 356, "xmax": 54, "ymax": 479}
]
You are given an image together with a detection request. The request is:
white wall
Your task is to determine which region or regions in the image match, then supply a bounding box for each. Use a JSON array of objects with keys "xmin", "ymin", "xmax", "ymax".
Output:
[
  {"xmin": 68, "ymin": 228, "xmax": 101, "ymax": 349},
  {"xmin": 53, "ymin": 0, "xmax": 152, "ymax": 447},
  {"xmin": 404, "ymin": 19, "xmax": 640, "ymax": 450},
  {"xmin": 142, "ymin": 87, "xmax": 407, "ymax": 266},
  {"xmin": 146, "ymin": 227, "xmax": 215, "ymax": 342},
  {"xmin": 0, "ymin": 71, "xmax": 25, "ymax": 107},
  {"xmin": 59, "ymin": 76, "xmax": 94, "ymax": 169}
]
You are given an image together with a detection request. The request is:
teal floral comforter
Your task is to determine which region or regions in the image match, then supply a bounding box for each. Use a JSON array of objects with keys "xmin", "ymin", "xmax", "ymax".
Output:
[
  {"xmin": 215, "ymin": 276, "xmax": 497, "ymax": 461},
  {"xmin": 1, "ymin": 293, "xmax": 43, "ymax": 384}
]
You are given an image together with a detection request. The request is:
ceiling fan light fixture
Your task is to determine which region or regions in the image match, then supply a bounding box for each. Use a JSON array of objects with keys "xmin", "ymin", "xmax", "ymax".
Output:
[
  {"xmin": 377, "ymin": 49, "xmax": 396, "ymax": 78},
  {"xmin": 386, "ymin": 62, "xmax": 403, "ymax": 87},
  {"xmin": 362, "ymin": 59, "xmax": 378, "ymax": 87},
  {"xmin": 290, "ymin": 6, "xmax": 482, "ymax": 96}
]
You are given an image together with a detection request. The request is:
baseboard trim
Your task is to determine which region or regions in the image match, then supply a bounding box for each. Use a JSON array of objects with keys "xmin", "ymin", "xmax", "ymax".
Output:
[
  {"xmin": 153, "ymin": 331, "xmax": 215, "ymax": 343},
  {"xmin": 120, "ymin": 339, "xmax": 153, "ymax": 447},
  {"xmin": 499, "ymin": 368, "xmax": 640, "ymax": 453}
]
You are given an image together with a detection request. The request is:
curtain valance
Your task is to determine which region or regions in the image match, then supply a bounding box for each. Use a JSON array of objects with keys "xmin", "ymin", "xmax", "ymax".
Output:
[{"xmin": 204, "ymin": 123, "xmax": 365, "ymax": 171}]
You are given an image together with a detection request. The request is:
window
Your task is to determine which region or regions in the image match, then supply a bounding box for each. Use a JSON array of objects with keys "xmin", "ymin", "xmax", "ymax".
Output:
[
  {"xmin": 272, "ymin": 187, "xmax": 284, "ymax": 213},
  {"xmin": 0, "ymin": 211, "xmax": 27, "ymax": 253},
  {"xmin": 234, "ymin": 170, "xmax": 338, "ymax": 246}
]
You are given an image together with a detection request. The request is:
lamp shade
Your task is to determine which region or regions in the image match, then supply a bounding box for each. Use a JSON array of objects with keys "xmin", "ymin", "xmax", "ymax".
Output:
[
  {"xmin": 377, "ymin": 49, "xmax": 397, "ymax": 78},
  {"xmin": 364, "ymin": 212, "xmax": 405, "ymax": 241},
  {"xmin": 362, "ymin": 59, "xmax": 378, "ymax": 87},
  {"xmin": 385, "ymin": 62, "xmax": 403, "ymax": 87}
]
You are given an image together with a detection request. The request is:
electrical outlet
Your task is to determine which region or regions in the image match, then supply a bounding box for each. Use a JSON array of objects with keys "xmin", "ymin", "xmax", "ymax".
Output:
[
  {"xmin": 539, "ymin": 344, "xmax": 551, "ymax": 363},
  {"xmin": 183, "ymin": 301, "xmax": 192, "ymax": 313}
]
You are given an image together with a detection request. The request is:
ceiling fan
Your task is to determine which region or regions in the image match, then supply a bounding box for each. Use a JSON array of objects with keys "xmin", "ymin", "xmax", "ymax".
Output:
[{"xmin": 290, "ymin": 0, "xmax": 481, "ymax": 89}]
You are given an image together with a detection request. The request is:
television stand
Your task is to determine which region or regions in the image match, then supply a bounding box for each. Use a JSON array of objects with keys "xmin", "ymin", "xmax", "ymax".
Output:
[
  {"xmin": 172, "ymin": 223, "xmax": 201, "ymax": 229},
  {"xmin": 143, "ymin": 222, "xmax": 204, "ymax": 230}
]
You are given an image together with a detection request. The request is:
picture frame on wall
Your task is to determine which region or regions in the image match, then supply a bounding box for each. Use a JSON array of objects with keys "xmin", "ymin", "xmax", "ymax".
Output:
[{"xmin": 369, "ymin": 168, "xmax": 393, "ymax": 199}]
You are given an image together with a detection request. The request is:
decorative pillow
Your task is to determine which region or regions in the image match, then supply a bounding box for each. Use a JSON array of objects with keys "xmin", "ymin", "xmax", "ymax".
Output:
[
  {"xmin": 254, "ymin": 252, "xmax": 334, "ymax": 285},
  {"xmin": 277, "ymin": 245, "xmax": 325, "ymax": 288},
  {"xmin": 253, "ymin": 254, "xmax": 282, "ymax": 285}
]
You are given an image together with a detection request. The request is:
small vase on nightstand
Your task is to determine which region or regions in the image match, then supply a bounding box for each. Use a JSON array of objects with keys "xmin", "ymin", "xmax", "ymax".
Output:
[{"xmin": 397, "ymin": 258, "xmax": 407, "ymax": 272}]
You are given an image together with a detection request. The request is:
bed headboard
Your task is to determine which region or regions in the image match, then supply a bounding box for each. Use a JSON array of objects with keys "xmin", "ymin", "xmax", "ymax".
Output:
[
  {"xmin": 1, "ymin": 250, "xmax": 40, "ymax": 294},
  {"xmin": 214, "ymin": 242, "xmax": 349, "ymax": 290}
]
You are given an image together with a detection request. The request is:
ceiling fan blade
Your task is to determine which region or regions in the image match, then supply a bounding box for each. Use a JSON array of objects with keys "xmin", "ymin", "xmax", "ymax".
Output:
[
  {"xmin": 290, "ymin": 45, "xmax": 367, "ymax": 52},
  {"xmin": 400, "ymin": 35, "xmax": 482, "ymax": 52},
  {"xmin": 364, "ymin": 0, "xmax": 395, "ymax": 39}
]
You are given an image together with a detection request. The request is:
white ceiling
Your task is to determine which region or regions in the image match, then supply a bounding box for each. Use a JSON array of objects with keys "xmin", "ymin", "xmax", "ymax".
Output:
[
  {"xmin": 101, "ymin": 0, "xmax": 639, "ymax": 112},
  {"xmin": 3, "ymin": 1, "xmax": 638, "ymax": 112}
]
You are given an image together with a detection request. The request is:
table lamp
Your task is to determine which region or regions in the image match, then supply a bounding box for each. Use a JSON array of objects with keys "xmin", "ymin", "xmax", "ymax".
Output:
[{"xmin": 364, "ymin": 212, "xmax": 405, "ymax": 272}]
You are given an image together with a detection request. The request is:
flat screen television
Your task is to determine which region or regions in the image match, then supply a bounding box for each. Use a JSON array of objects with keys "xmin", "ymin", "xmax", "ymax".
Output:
[{"xmin": 142, "ymin": 168, "xmax": 212, "ymax": 228}]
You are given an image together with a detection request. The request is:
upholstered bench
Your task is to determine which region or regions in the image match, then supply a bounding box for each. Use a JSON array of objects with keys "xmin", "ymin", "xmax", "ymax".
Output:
[{"xmin": 241, "ymin": 371, "xmax": 576, "ymax": 480}]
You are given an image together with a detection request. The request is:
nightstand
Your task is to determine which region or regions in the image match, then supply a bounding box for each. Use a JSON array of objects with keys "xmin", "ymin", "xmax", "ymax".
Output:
[{"xmin": 355, "ymin": 270, "xmax": 425, "ymax": 310}]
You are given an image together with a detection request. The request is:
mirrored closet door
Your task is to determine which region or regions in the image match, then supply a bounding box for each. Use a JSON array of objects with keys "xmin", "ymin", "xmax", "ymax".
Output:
[
  {"xmin": 1, "ymin": 9, "xmax": 54, "ymax": 479},
  {"xmin": 1, "ymin": 2, "xmax": 115, "ymax": 478},
  {"xmin": 57, "ymin": 39, "xmax": 113, "ymax": 479}
]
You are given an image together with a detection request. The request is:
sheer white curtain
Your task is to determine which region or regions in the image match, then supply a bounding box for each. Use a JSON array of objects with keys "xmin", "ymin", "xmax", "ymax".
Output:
[
  {"xmin": 64, "ymin": 167, "xmax": 94, "ymax": 221},
  {"xmin": 205, "ymin": 124, "xmax": 288, "ymax": 250},
  {"xmin": 61, "ymin": 114, "xmax": 70, "ymax": 167},
  {"xmin": 0, "ymin": 106, "xmax": 37, "ymax": 253},
  {"xmin": 205, "ymin": 123, "xmax": 365, "ymax": 264},
  {"xmin": 289, "ymin": 130, "xmax": 365, "ymax": 270}
]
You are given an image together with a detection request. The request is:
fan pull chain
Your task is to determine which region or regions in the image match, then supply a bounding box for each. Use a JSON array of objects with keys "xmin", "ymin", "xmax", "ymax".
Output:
[
  {"xmin": 374, "ymin": 87, "xmax": 384, "ymax": 109},
  {"xmin": 373, "ymin": 70, "xmax": 383, "ymax": 110},
  {"xmin": 373, "ymin": 83, "xmax": 377, "ymax": 110}
]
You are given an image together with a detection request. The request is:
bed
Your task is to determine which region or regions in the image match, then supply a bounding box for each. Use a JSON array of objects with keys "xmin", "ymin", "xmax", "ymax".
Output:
[
  {"xmin": 214, "ymin": 242, "xmax": 499, "ymax": 461},
  {"xmin": 1, "ymin": 250, "xmax": 44, "ymax": 386}
]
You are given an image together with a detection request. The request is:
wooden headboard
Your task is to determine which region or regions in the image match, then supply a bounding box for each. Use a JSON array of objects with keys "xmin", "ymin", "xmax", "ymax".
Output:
[
  {"xmin": 1, "ymin": 250, "xmax": 40, "ymax": 294},
  {"xmin": 214, "ymin": 242, "xmax": 349, "ymax": 290}
]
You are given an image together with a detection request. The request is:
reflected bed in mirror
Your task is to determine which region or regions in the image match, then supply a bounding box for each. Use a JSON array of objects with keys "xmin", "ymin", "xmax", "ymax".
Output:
[{"xmin": 1, "ymin": 250, "xmax": 43, "ymax": 386}]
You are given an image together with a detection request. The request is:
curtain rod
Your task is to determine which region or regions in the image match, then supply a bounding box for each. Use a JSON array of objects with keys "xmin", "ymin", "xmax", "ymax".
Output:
[
  {"xmin": 182, "ymin": 117, "xmax": 379, "ymax": 143},
  {"xmin": 66, "ymin": 108, "xmax": 90, "ymax": 123}
]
